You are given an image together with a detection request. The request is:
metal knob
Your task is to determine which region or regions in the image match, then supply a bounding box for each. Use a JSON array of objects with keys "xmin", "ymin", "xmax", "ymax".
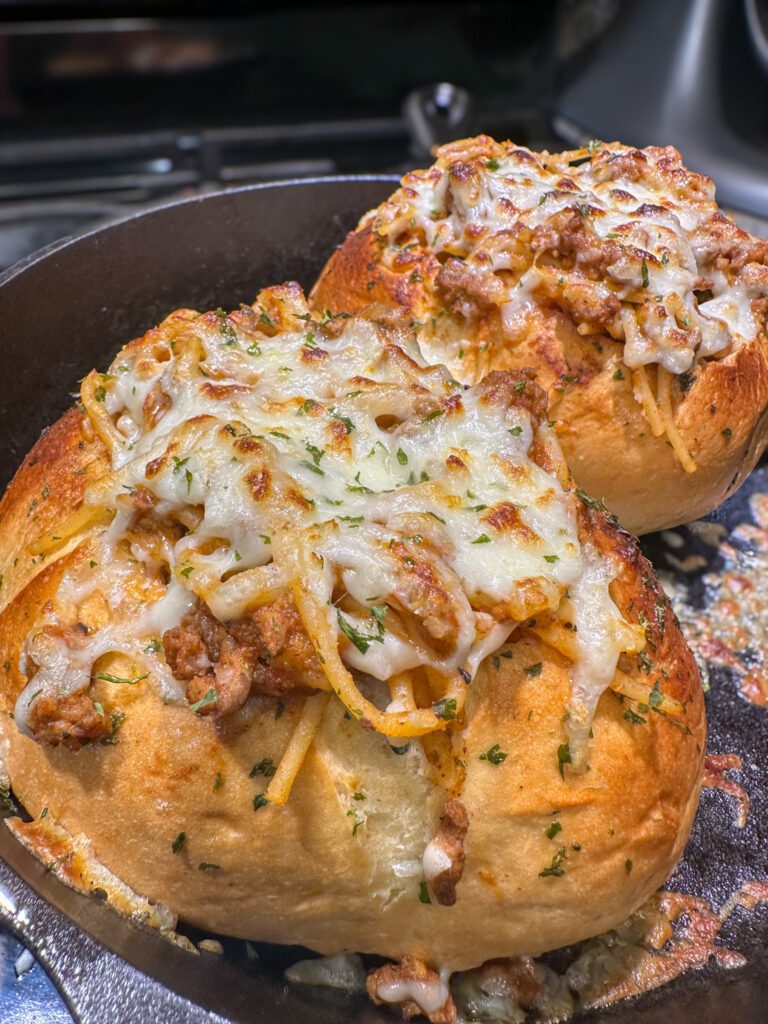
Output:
[{"xmin": 403, "ymin": 83, "xmax": 476, "ymax": 159}]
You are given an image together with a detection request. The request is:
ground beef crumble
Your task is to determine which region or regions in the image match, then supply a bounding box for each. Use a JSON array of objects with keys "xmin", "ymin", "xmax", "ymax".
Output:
[
  {"xmin": 367, "ymin": 956, "xmax": 456, "ymax": 1024},
  {"xmin": 26, "ymin": 692, "xmax": 112, "ymax": 751},
  {"xmin": 163, "ymin": 596, "xmax": 322, "ymax": 715},
  {"xmin": 428, "ymin": 798, "xmax": 469, "ymax": 907}
]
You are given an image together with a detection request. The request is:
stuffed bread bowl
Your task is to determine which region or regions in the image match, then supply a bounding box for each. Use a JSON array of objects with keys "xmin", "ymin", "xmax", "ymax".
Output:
[
  {"xmin": 311, "ymin": 135, "xmax": 768, "ymax": 536},
  {"xmin": 0, "ymin": 286, "xmax": 703, "ymax": 1020}
]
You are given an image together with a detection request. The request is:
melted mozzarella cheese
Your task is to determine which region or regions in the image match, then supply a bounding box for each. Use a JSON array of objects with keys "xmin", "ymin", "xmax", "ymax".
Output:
[
  {"xmin": 375, "ymin": 976, "xmax": 451, "ymax": 1015},
  {"xmin": 567, "ymin": 543, "xmax": 626, "ymax": 768},
  {"xmin": 422, "ymin": 839, "xmax": 453, "ymax": 882},
  {"xmin": 376, "ymin": 140, "xmax": 767, "ymax": 375}
]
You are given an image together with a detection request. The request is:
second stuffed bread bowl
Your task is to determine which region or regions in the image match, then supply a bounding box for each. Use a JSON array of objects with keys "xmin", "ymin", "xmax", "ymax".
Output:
[{"xmin": 312, "ymin": 135, "xmax": 768, "ymax": 535}]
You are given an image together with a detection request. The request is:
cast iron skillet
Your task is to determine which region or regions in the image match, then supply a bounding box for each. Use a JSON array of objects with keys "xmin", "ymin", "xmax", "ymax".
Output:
[{"xmin": 0, "ymin": 179, "xmax": 766, "ymax": 1024}]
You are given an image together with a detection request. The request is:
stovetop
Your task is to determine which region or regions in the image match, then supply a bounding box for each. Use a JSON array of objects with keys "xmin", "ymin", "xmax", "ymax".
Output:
[
  {"xmin": 0, "ymin": 2, "xmax": 565, "ymax": 271},
  {"xmin": 0, "ymin": 1, "xmax": 766, "ymax": 271}
]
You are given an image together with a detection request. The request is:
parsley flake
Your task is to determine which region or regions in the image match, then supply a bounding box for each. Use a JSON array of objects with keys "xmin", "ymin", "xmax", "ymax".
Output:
[
  {"xmin": 539, "ymin": 846, "xmax": 567, "ymax": 877},
  {"xmin": 575, "ymin": 489, "xmax": 607, "ymax": 512},
  {"xmin": 337, "ymin": 610, "xmax": 385, "ymax": 654},
  {"xmin": 557, "ymin": 742, "xmax": 572, "ymax": 779},
  {"xmin": 250, "ymin": 758, "xmax": 277, "ymax": 779},
  {"xmin": 330, "ymin": 408, "xmax": 355, "ymax": 434},
  {"xmin": 649, "ymin": 680, "xmax": 664, "ymax": 710},
  {"xmin": 219, "ymin": 319, "xmax": 237, "ymax": 344},
  {"xmin": 624, "ymin": 708, "xmax": 647, "ymax": 725},
  {"xmin": 479, "ymin": 743, "xmax": 507, "ymax": 765},
  {"xmin": 301, "ymin": 459, "xmax": 325, "ymax": 477},
  {"xmin": 93, "ymin": 671, "xmax": 148, "ymax": 686},
  {"xmin": 346, "ymin": 471, "xmax": 373, "ymax": 494},
  {"xmin": 189, "ymin": 688, "xmax": 217, "ymax": 713},
  {"xmin": 100, "ymin": 711, "xmax": 126, "ymax": 745},
  {"xmin": 305, "ymin": 442, "xmax": 325, "ymax": 466},
  {"xmin": 433, "ymin": 697, "xmax": 457, "ymax": 720}
]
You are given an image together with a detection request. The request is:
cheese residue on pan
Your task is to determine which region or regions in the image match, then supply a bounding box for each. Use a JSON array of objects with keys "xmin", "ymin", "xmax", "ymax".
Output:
[
  {"xmin": 16, "ymin": 287, "xmax": 645, "ymax": 795},
  {"xmin": 662, "ymin": 491, "xmax": 768, "ymax": 707},
  {"xmin": 6, "ymin": 813, "xmax": 176, "ymax": 931},
  {"xmin": 365, "ymin": 136, "xmax": 768, "ymax": 471},
  {"xmin": 291, "ymin": 882, "xmax": 768, "ymax": 1021}
]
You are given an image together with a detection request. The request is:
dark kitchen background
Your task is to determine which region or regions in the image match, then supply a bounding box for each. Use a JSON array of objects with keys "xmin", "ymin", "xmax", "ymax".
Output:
[
  {"xmin": 0, "ymin": 1, "xmax": 767, "ymax": 1019},
  {"xmin": 0, "ymin": 0, "xmax": 766, "ymax": 277}
]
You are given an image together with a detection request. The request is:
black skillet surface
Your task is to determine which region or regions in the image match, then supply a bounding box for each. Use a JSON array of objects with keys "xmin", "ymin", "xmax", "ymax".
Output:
[{"xmin": 0, "ymin": 178, "xmax": 766, "ymax": 1023}]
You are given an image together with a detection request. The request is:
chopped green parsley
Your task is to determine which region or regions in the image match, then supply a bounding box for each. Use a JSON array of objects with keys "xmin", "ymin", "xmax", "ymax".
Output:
[
  {"xmin": 433, "ymin": 697, "xmax": 457, "ymax": 721},
  {"xmin": 189, "ymin": 688, "xmax": 217, "ymax": 713},
  {"xmin": 479, "ymin": 743, "xmax": 507, "ymax": 765},
  {"xmin": 557, "ymin": 741, "xmax": 572, "ymax": 779},
  {"xmin": 539, "ymin": 846, "xmax": 567, "ymax": 877}
]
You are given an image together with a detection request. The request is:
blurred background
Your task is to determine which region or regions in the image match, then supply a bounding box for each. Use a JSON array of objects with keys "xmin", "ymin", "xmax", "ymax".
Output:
[
  {"xmin": 0, "ymin": 0, "xmax": 765, "ymax": 274},
  {"xmin": 0, "ymin": 1, "xmax": 766, "ymax": 1018}
]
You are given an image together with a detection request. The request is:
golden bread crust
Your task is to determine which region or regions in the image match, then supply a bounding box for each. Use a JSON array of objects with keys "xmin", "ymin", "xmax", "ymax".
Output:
[
  {"xmin": 0, "ymin": 524, "xmax": 703, "ymax": 969},
  {"xmin": 0, "ymin": 407, "xmax": 109, "ymax": 610}
]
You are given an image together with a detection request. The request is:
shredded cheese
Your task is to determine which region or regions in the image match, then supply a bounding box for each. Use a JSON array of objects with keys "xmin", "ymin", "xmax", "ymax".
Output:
[
  {"xmin": 16, "ymin": 291, "xmax": 642, "ymax": 787},
  {"xmin": 363, "ymin": 137, "xmax": 768, "ymax": 468}
]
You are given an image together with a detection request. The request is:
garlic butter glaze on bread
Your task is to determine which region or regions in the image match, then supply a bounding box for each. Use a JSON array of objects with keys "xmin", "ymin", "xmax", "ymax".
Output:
[
  {"xmin": 312, "ymin": 136, "xmax": 768, "ymax": 535},
  {"xmin": 0, "ymin": 287, "xmax": 703, "ymax": 973}
]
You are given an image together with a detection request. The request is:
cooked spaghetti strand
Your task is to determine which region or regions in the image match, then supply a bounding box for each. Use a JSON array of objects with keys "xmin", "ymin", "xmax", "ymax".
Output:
[
  {"xmin": 266, "ymin": 693, "xmax": 330, "ymax": 806},
  {"xmin": 631, "ymin": 366, "xmax": 665, "ymax": 438},
  {"xmin": 657, "ymin": 366, "xmax": 697, "ymax": 473}
]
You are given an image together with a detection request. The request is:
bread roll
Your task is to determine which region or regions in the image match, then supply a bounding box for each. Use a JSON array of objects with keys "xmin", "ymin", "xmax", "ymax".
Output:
[
  {"xmin": 311, "ymin": 136, "xmax": 768, "ymax": 535},
  {"xmin": 0, "ymin": 287, "xmax": 703, "ymax": 981}
]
